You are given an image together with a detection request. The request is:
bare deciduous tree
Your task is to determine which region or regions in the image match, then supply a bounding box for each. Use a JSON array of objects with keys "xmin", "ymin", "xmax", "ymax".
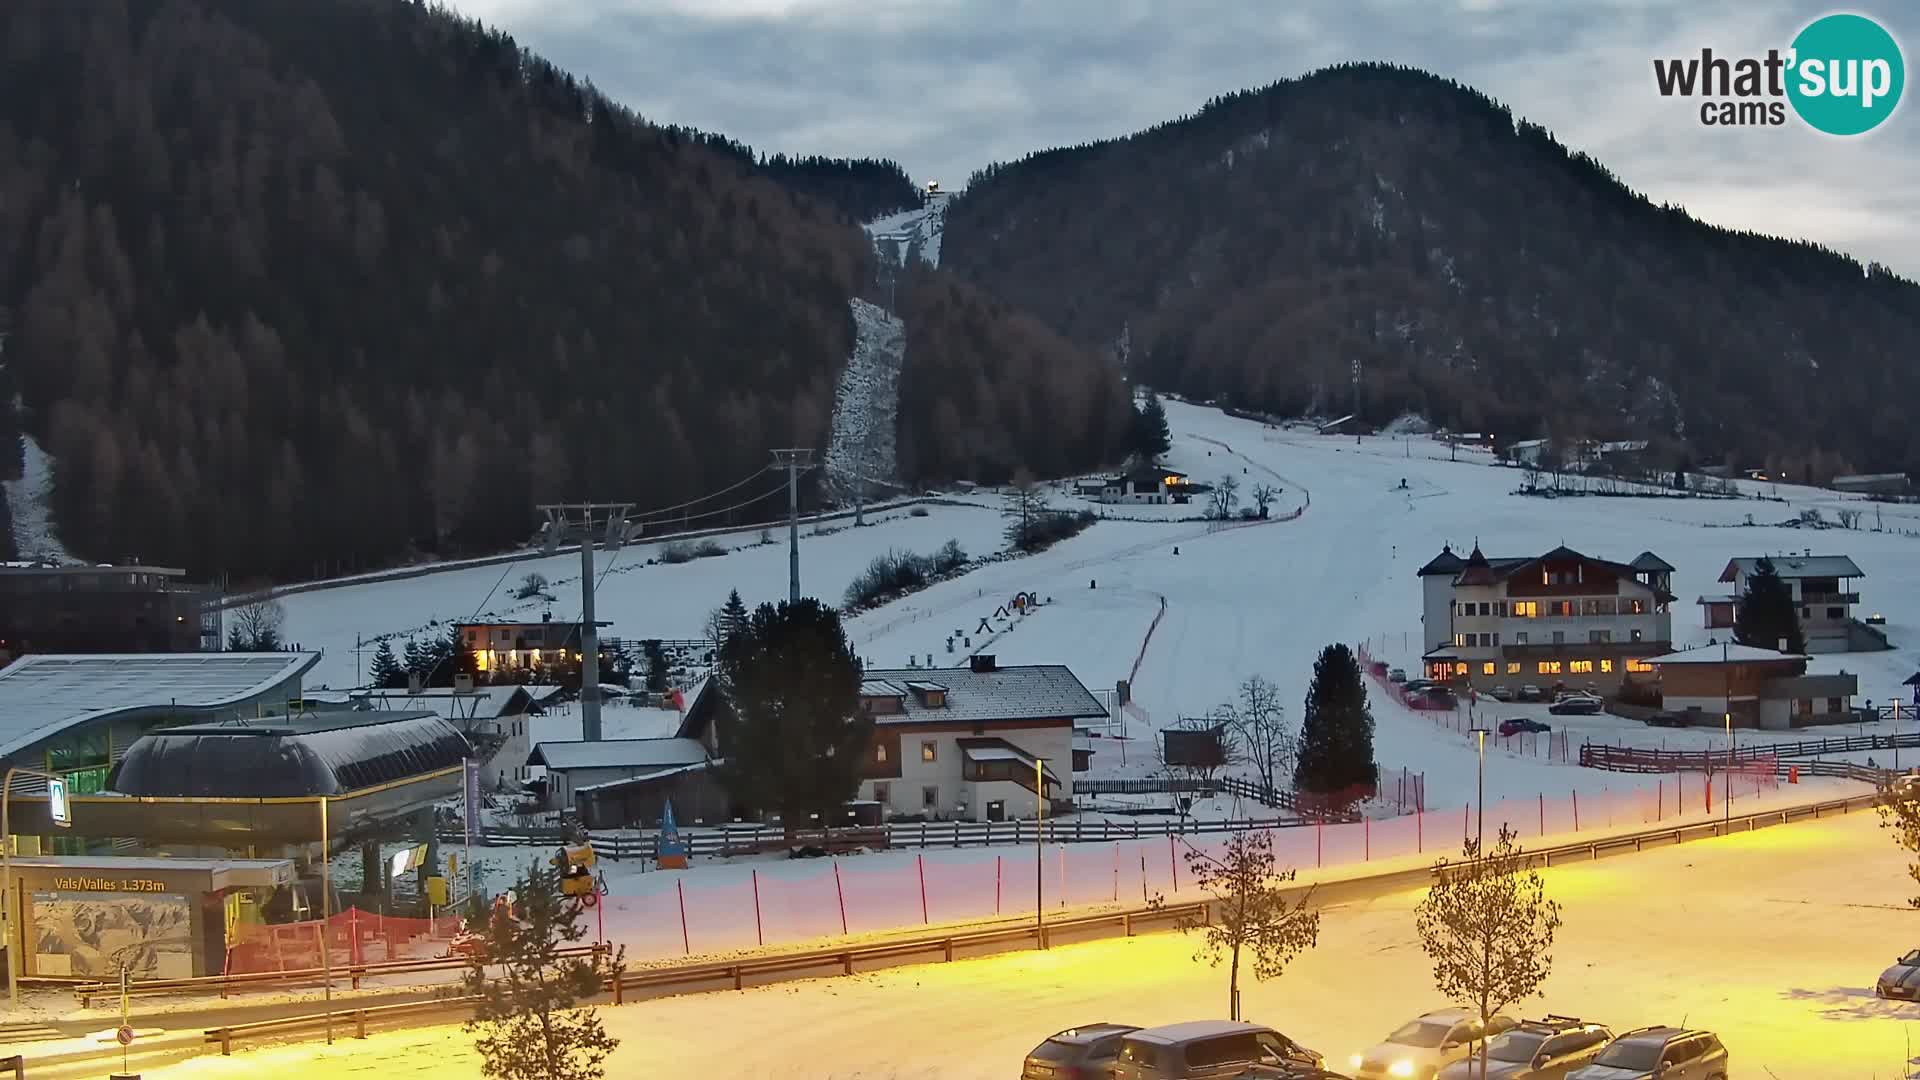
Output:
[
  {"xmin": 1877, "ymin": 781, "xmax": 1920, "ymax": 908},
  {"xmin": 1837, "ymin": 508, "xmax": 1863, "ymax": 530},
  {"xmin": 1216, "ymin": 675, "xmax": 1294, "ymax": 799},
  {"xmin": 1208, "ymin": 473, "xmax": 1241, "ymax": 520},
  {"xmin": 228, "ymin": 593, "xmax": 286, "ymax": 650},
  {"xmin": 1414, "ymin": 826, "xmax": 1563, "ymax": 1080},
  {"xmin": 1178, "ymin": 829, "xmax": 1321, "ymax": 1021},
  {"xmin": 1250, "ymin": 482, "xmax": 1280, "ymax": 517},
  {"xmin": 514, "ymin": 571, "xmax": 551, "ymax": 600}
]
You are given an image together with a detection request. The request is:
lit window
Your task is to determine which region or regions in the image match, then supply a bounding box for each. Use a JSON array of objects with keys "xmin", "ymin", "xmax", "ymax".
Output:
[
  {"xmin": 1482, "ymin": 662, "xmax": 1496, "ymax": 676},
  {"xmin": 1455, "ymin": 633, "xmax": 1466, "ymax": 647},
  {"xmin": 876, "ymin": 744, "xmax": 888, "ymax": 763},
  {"xmin": 1537, "ymin": 661, "xmax": 1562, "ymax": 675},
  {"xmin": 1513, "ymin": 601, "xmax": 1538, "ymax": 618},
  {"xmin": 921, "ymin": 741, "xmax": 937, "ymax": 762},
  {"xmin": 1600, "ymin": 659, "xmax": 1615, "ymax": 673},
  {"xmin": 1626, "ymin": 659, "xmax": 1654, "ymax": 673},
  {"xmin": 1506, "ymin": 662, "xmax": 1521, "ymax": 675},
  {"xmin": 1454, "ymin": 663, "xmax": 1468, "ymax": 675},
  {"xmin": 1570, "ymin": 660, "xmax": 1594, "ymax": 674}
]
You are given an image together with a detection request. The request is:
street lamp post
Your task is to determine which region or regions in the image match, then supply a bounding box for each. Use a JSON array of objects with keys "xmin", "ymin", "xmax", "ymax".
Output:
[
  {"xmin": 1468, "ymin": 727, "xmax": 1490, "ymax": 854},
  {"xmin": 1035, "ymin": 755, "xmax": 1047, "ymax": 949},
  {"xmin": 2, "ymin": 765, "xmax": 66, "ymax": 1005}
]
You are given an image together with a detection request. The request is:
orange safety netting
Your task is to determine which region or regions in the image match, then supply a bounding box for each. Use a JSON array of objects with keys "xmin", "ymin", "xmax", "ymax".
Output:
[{"xmin": 224, "ymin": 906, "xmax": 467, "ymax": 976}]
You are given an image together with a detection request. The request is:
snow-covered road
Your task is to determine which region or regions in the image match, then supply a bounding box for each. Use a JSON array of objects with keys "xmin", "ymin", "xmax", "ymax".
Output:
[{"xmin": 147, "ymin": 807, "xmax": 1915, "ymax": 1079}]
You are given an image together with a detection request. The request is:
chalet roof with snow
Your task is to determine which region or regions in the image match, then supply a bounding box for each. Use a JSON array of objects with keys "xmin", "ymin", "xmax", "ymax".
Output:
[
  {"xmin": 1718, "ymin": 555, "xmax": 1864, "ymax": 582},
  {"xmin": 1646, "ymin": 643, "xmax": 1809, "ymax": 665},
  {"xmin": 528, "ymin": 736, "xmax": 709, "ymax": 772},
  {"xmin": 859, "ymin": 663, "xmax": 1107, "ymax": 725},
  {"xmin": 1422, "ymin": 545, "xmax": 1675, "ymax": 602}
]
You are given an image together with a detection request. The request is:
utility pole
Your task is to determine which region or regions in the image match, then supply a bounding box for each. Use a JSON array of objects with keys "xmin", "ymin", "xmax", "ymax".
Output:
[
  {"xmin": 769, "ymin": 450, "xmax": 815, "ymax": 603},
  {"xmin": 539, "ymin": 502, "xmax": 635, "ymax": 742}
]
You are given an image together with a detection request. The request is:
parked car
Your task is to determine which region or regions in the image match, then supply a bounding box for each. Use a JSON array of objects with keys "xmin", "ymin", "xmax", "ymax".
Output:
[
  {"xmin": 1350, "ymin": 1009, "xmax": 1517, "ymax": 1080},
  {"xmin": 1644, "ymin": 711, "xmax": 1689, "ymax": 728},
  {"xmin": 1026, "ymin": 1023, "xmax": 1142, "ymax": 1079},
  {"xmin": 1435, "ymin": 1016, "xmax": 1612, "ymax": 1079},
  {"xmin": 1552, "ymin": 689, "xmax": 1600, "ymax": 704},
  {"xmin": 1567, "ymin": 1027, "xmax": 1727, "ymax": 1080},
  {"xmin": 1403, "ymin": 679, "xmax": 1436, "ymax": 695},
  {"xmin": 1516, "ymin": 685, "xmax": 1546, "ymax": 702},
  {"xmin": 1548, "ymin": 697, "xmax": 1602, "ymax": 716},
  {"xmin": 1389, "ymin": 668, "xmax": 1409, "ymax": 684},
  {"xmin": 1233, "ymin": 1068, "xmax": 1355, "ymax": 1080},
  {"xmin": 1114, "ymin": 1021, "xmax": 1326, "ymax": 1080},
  {"xmin": 1486, "ymin": 685, "xmax": 1515, "ymax": 702},
  {"xmin": 1877, "ymin": 949, "xmax": 1920, "ymax": 1000},
  {"xmin": 1499, "ymin": 718, "xmax": 1552, "ymax": 737}
]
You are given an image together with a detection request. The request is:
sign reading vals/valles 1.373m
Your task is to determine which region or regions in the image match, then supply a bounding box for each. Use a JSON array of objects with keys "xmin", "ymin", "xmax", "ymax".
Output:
[{"xmin": 50, "ymin": 876, "xmax": 172, "ymax": 893}]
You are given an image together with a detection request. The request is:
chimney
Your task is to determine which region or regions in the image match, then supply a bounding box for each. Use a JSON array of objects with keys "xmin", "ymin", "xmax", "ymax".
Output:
[{"xmin": 970, "ymin": 654, "xmax": 998, "ymax": 674}]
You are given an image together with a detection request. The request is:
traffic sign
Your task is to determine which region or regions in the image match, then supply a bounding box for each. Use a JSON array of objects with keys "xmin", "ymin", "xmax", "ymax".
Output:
[{"xmin": 115, "ymin": 1025, "xmax": 134, "ymax": 1046}]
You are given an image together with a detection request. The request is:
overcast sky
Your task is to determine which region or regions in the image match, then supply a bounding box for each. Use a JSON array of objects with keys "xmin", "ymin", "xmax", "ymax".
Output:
[{"xmin": 452, "ymin": 0, "xmax": 1917, "ymax": 275}]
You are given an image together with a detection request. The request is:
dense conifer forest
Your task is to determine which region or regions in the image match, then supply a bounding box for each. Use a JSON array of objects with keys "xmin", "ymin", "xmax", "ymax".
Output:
[{"xmin": 0, "ymin": 0, "xmax": 1117, "ymax": 579}]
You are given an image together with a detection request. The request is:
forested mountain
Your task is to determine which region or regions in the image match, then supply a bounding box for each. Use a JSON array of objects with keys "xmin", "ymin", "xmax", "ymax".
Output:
[
  {"xmin": 895, "ymin": 266, "xmax": 1132, "ymax": 484},
  {"xmin": 667, "ymin": 135, "xmax": 922, "ymax": 223},
  {"xmin": 942, "ymin": 63, "xmax": 1920, "ymax": 480},
  {"xmin": 0, "ymin": 0, "xmax": 1119, "ymax": 581}
]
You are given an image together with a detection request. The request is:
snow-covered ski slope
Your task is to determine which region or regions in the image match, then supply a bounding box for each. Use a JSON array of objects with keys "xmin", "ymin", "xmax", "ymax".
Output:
[
  {"xmin": 3, "ymin": 432, "xmax": 73, "ymax": 562},
  {"xmin": 282, "ymin": 397, "xmax": 1920, "ymax": 807},
  {"xmin": 864, "ymin": 190, "xmax": 946, "ymax": 268},
  {"xmin": 821, "ymin": 298, "xmax": 905, "ymax": 505}
]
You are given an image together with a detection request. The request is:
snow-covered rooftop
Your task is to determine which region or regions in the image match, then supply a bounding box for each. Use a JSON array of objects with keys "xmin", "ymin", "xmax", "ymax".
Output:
[
  {"xmin": 0, "ymin": 652, "xmax": 320, "ymax": 760},
  {"xmin": 529, "ymin": 736, "xmax": 708, "ymax": 771},
  {"xmin": 1720, "ymin": 555, "xmax": 1864, "ymax": 581},
  {"xmin": 1646, "ymin": 643, "xmax": 1808, "ymax": 665},
  {"xmin": 861, "ymin": 664, "xmax": 1107, "ymax": 725}
]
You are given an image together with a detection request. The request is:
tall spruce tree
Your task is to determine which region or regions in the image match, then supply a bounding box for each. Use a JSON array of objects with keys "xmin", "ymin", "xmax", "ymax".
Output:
[
  {"xmin": 402, "ymin": 637, "xmax": 425, "ymax": 682},
  {"xmin": 713, "ymin": 598, "xmax": 868, "ymax": 837},
  {"xmin": 1733, "ymin": 556, "xmax": 1805, "ymax": 654},
  {"xmin": 720, "ymin": 589, "xmax": 749, "ymax": 647},
  {"xmin": 369, "ymin": 639, "xmax": 405, "ymax": 689},
  {"xmin": 1294, "ymin": 643, "xmax": 1377, "ymax": 798},
  {"xmin": 1133, "ymin": 392, "xmax": 1173, "ymax": 460}
]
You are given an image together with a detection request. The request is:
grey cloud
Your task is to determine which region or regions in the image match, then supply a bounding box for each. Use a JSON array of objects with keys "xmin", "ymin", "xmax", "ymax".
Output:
[{"xmin": 454, "ymin": 0, "xmax": 1920, "ymax": 273}]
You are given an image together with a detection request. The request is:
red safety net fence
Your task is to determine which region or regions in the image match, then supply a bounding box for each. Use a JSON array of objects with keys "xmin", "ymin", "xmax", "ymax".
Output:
[{"xmin": 225, "ymin": 906, "xmax": 466, "ymax": 976}]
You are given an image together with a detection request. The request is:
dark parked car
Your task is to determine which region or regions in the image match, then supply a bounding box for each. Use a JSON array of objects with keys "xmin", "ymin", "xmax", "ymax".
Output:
[
  {"xmin": 1113, "ymin": 1021, "xmax": 1326, "ymax": 1080},
  {"xmin": 1487, "ymin": 685, "xmax": 1515, "ymax": 702},
  {"xmin": 1548, "ymin": 697, "xmax": 1602, "ymax": 716},
  {"xmin": 1435, "ymin": 1016, "xmax": 1612, "ymax": 1079},
  {"xmin": 1644, "ymin": 711, "xmax": 1690, "ymax": 728},
  {"xmin": 1026, "ymin": 1023, "xmax": 1141, "ymax": 1079},
  {"xmin": 1499, "ymin": 718, "xmax": 1552, "ymax": 737},
  {"xmin": 1516, "ymin": 685, "xmax": 1547, "ymax": 703},
  {"xmin": 1567, "ymin": 1027, "xmax": 1727, "ymax": 1080}
]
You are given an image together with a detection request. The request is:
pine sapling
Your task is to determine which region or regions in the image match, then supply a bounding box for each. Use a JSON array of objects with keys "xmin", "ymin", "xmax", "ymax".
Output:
[{"xmin": 463, "ymin": 860, "xmax": 624, "ymax": 1080}]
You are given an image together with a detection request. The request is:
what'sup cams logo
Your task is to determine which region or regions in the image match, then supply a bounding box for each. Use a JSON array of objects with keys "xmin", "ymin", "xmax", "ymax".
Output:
[{"xmin": 1653, "ymin": 12, "xmax": 1905, "ymax": 134}]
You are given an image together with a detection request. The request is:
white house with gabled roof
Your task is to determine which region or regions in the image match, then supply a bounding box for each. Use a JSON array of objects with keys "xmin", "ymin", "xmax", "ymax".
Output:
[{"xmin": 854, "ymin": 655, "xmax": 1107, "ymax": 822}]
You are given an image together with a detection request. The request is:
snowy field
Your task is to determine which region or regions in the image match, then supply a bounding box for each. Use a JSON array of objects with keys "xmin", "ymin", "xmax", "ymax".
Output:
[
  {"xmin": 278, "ymin": 396, "xmax": 1920, "ymax": 821},
  {"xmin": 146, "ymin": 809, "xmax": 1919, "ymax": 1079}
]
